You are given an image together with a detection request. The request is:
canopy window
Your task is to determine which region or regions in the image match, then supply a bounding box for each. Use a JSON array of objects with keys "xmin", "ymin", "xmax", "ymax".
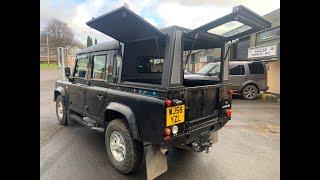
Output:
[{"xmin": 186, "ymin": 5, "xmax": 271, "ymax": 42}]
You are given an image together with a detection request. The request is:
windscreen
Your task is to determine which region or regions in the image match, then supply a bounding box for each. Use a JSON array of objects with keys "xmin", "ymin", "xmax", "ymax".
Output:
[{"xmin": 197, "ymin": 63, "xmax": 216, "ymax": 75}]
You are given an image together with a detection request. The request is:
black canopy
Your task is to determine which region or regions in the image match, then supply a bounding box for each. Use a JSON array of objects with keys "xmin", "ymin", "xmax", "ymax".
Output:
[{"xmin": 87, "ymin": 5, "xmax": 271, "ymax": 48}]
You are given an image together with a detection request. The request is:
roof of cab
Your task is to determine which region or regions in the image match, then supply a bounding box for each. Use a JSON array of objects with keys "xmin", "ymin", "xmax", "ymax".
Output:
[
  {"xmin": 77, "ymin": 40, "xmax": 120, "ymax": 55},
  {"xmin": 76, "ymin": 25, "xmax": 224, "ymax": 55}
]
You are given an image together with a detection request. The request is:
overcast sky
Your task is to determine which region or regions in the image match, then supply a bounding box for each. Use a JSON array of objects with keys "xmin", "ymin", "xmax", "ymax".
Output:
[{"xmin": 40, "ymin": 0, "xmax": 280, "ymax": 45}]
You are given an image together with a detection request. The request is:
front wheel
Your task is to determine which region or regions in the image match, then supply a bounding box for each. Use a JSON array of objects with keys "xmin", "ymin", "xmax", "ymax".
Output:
[
  {"xmin": 55, "ymin": 95, "xmax": 68, "ymax": 125},
  {"xmin": 242, "ymin": 85, "xmax": 258, "ymax": 100},
  {"xmin": 105, "ymin": 119, "xmax": 143, "ymax": 174}
]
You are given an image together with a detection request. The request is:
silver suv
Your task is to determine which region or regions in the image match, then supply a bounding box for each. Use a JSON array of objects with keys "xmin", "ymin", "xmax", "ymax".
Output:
[{"xmin": 184, "ymin": 61, "xmax": 268, "ymax": 100}]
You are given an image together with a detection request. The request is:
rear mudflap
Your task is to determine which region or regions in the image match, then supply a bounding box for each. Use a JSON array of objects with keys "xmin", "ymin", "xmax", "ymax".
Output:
[{"xmin": 146, "ymin": 144, "xmax": 168, "ymax": 180}]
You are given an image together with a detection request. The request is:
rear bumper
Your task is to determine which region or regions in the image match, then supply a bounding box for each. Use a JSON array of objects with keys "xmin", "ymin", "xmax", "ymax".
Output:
[{"xmin": 165, "ymin": 117, "xmax": 228, "ymax": 150}]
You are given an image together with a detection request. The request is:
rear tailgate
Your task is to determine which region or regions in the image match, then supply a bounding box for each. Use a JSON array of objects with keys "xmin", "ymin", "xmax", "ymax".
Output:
[
  {"xmin": 169, "ymin": 85, "xmax": 221, "ymax": 134},
  {"xmin": 184, "ymin": 85, "xmax": 219, "ymax": 127}
]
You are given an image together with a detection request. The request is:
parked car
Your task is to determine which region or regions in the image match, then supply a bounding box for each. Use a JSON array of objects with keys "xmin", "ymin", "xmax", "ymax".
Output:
[
  {"xmin": 54, "ymin": 5, "xmax": 270, "ymax": 180},
  {"xmin": 184, "ymin": 61, "xmax": 269, "ymax": 100}
]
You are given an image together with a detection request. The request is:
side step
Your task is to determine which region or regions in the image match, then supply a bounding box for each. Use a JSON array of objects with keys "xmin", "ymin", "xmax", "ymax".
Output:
[{"xmin": 69, "ymin": 114, "xmax": 104, "ymax": 133}]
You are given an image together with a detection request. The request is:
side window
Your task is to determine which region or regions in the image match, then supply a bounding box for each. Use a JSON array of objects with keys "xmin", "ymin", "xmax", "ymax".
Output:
[
  {"xmin": 229, "ymin": 65, "xmax": 245, "ymax": 75},
  {"xmin": 92, "ymin": 55, "xmax": 107, "ymax": 80},
  {"xmin": 248, "ymin": 62, "xmax": 265, "ymax": 74},
  {"xmin": 137, "ymin": 56, "xmax": 164, "ymax": 73},
  {"xmin": 74, "ymin": 56, "xmax": 89, "ymax": 78}
]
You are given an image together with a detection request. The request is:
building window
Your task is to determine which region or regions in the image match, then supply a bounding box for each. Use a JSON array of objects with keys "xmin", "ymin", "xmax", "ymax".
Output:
[
  {"xmin": 207, "ymin": 56, "xmax": 214, "ymax": 62},
  {"xmin": 191, "ymin": 54, "xmax": 195, "ymax": 63},
  {"xmin": 248, "ymin": 62, "xmax": 265, "ymax": 74},
  {"xmin": 257, "ymin": 26, "xmax": 280, "ymax": 42},
  {"xmin": 230, "ymin": 65, "xmax": 245, "ymax": 75}
]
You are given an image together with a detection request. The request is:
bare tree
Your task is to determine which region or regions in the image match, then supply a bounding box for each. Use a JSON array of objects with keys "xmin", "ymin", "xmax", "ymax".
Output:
[
  {"xmin": 71, "ymin": 39, "xmax": 85, "ymax": 49},
  {"xmin": 40, "ymin": 19, "xmax": 75, "ymax": 51}
]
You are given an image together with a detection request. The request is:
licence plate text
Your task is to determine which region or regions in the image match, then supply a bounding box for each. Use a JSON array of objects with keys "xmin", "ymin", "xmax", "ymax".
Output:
[{"xmin": 166, "ymin": 105, "xmax": 185, "ymax": 127}]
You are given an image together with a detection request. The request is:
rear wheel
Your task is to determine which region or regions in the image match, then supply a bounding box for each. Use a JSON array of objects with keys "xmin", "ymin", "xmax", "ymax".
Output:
[
  {"xmin": 56, "ymin": 95, "xmax": 68, "ymax": 125},
  {"xmin": 242, "ymin": 85, "xmax": 258, "ymax": 100},
  {"xmin": 105, "ymin": 119, "xmax": 143, "ymax": 174}
]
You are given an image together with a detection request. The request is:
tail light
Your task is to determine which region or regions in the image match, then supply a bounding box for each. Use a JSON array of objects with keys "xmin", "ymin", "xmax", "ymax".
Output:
[
  {"xmin": 164, "ymin": 128, "xmax": 171, "ymax": 141},
  {"xmin": 164, "ymin": 128, "xmax": 171, "ymax": 136},
  {"xmin": 225, "ymin": 109, "xmax": 232, "ymax": 117},
  {"xmin": 165, "ymin": 98, "xmax": 172, "ymax": 107}
]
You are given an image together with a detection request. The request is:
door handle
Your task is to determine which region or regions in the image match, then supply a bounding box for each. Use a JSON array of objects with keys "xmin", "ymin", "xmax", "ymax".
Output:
[{"xmin": 79, "ymin": 90, "xmax": 84, "ymax": 94}]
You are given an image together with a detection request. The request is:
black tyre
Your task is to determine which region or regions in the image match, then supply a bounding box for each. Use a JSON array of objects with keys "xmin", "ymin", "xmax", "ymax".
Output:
[
  {"xmin": 56, "ymin": 95, "xmax": 68, "ymax": 125},
  {"xmin": 242, "ymin": 85, "xmax": 258, "ymax": 100},
  {"xmin": 105, "ymin": 119, "xmax": 143, "ymax": 174}
]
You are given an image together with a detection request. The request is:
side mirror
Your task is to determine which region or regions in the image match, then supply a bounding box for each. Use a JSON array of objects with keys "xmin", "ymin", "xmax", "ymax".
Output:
[{"xmin": 65, "ymin": 67, "xmax": 71, "ymax": 78}]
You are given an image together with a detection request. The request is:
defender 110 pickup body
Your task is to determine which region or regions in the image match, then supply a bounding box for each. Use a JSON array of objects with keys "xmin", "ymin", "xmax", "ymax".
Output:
[{"xmin": 54, "ymin": 5, "xmax": 270, "ymax": 179}]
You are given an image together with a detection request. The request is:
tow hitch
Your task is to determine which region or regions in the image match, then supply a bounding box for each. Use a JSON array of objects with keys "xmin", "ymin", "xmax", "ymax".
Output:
[
  {"xmin": 192, "ymin": 132, "xmax": 218, "ymax": 153},
  {"xmin": 192, "ymin": 141, "xmax": 212, "ymax": 153}
]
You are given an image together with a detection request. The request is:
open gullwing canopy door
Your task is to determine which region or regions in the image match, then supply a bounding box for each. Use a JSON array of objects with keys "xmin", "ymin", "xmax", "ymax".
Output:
[
  {"xmin": 185, "ymin": 5, "xmax": 271, "ymax": 43},
  {"xmin": 86, "ymin": 5, "xmax": 271, "ymax": 50},
  {"xmin": 86, "ymin": 6, "xmax": 165, "ymax": 43},
  {"xmin": 87, "ymin": 5, "xmax": 271, "ymax": 46}
]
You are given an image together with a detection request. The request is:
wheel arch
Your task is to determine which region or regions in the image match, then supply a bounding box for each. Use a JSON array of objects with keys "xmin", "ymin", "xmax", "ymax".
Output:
[
  {"xmin": 104, "ymin": 102, "xmax": 139, "ymax": 139},
  {"xmin": 54, "ymin": 86, "xmax": 66, "ymax": 101}
]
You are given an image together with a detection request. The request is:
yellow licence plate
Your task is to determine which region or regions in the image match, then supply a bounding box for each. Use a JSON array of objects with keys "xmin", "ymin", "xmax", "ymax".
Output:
[{"xmin": 166, "ymin": 105, "xmax": 185, "ymax": 127}]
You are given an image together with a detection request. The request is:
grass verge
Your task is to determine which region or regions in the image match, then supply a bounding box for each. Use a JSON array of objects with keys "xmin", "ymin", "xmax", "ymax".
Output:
[{"xmin": 40, "ymin": 62, "xmax": 59, "ymax": 70}]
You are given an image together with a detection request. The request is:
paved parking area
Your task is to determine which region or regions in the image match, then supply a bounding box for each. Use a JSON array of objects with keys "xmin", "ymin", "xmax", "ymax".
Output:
[
  {"xmin": 40, "ymin": 69, "xmax": 280, "ymax": 180},
  {"xmin": 40, "ymin": 70, "xmax": 63, "ymax": 143}
]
